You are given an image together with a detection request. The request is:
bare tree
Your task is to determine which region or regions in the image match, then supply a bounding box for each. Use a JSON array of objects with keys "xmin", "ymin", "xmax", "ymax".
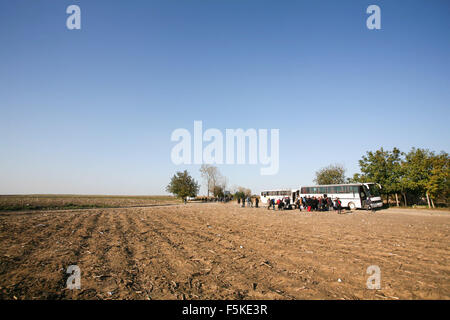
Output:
[
  {"xmin": 199, "ymin": 164, "xmax": 220, "ymax": 197},
  {"xmin": 218, "ymin": 175, "xmax": 228, "ymax": 192},
  {"xmin": 237, "ymin": 186, "xmax": 252, "ymax": 197}
]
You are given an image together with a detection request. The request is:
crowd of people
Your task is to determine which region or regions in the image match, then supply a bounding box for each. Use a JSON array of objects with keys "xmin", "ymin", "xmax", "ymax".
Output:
[
  {"xmin": 194, "ymin": 196, "xmax": 232, "ymax": 203},
  {"xmin": 194, "ymin": 193, "xmax": 349, "ymax": 214},
  {"xmin": 194, "ymin": 193, "xmax": 355, "ymax": 214},
  {"xmin": 265, "ymin": 195, "xmax": 343, "ymax": 214},
  {"xmin": 198, "ymin": 193, "xmax": 377, "ymax": 215},
  {"xmin": 237, "ymin": 196, "xmax": 260, "ymax": 208}
]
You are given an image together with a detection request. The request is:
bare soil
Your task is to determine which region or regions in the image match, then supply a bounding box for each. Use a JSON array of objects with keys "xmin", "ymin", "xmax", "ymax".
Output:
[{"xmin": 0, "ymin": 203, "xmax": 449, "ymax": 300}]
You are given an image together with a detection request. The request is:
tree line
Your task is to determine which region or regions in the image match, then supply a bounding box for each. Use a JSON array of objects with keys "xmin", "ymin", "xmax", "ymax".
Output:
[
  {"xmin": 166, "ymin": 147, "xmax": 448, "ymax": 208},
  {"xmin": 314, "ymin": 148, "xmax": 449, "ymax": 208},
  {"xmin": 166, "ymin": 164, "xmax": 252, "ymax": 201}
]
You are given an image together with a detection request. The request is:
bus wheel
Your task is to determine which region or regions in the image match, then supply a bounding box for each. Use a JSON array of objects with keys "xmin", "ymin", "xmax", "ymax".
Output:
[{"xmin": 348, "ymin": 202, "xmax": 356, "ymax": 210}]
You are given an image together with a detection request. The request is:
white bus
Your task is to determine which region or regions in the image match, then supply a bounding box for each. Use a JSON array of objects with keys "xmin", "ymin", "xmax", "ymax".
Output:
[
  {"xmin": 260, "ymin": 189, "xmax": 293, "ymax": 205},
  {"xmin": 297, "ymin": 183, "xmax": 383, "ymax": 210}
]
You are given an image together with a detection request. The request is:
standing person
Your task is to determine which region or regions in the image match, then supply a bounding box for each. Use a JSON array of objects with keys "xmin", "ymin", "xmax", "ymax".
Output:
[
  {"xmin": 279, "ymin": 199, "xmax": 284, "ymax": 210},
  {"xmin": 336, "ymin": 197, "xmax": 342, "ymax": 214},
  {"xmin": 267, "ymin": 198, "xmax": 271, "ymax": 210},
  {"xmin": 242, "ymin": 196, "xmax": 245, "ymax": 207},
  {"xmin": 255, "ymin": 197, "xmax": 259, "ymax": 208},
  {"xmin": 237, "ymin": 197, "xmax": 241, "ymax": 205},
  {"xmin": 366, "ymin": 197, "xmax": 375, "ymax": 213},
  {"xmin": 326, "ymin": 197, "xmax": 333, "ymax": 211},
  {"xmin": 248, "ymin": 197, "xmax": 253, "ymax": 208},
  {"xmin": 272, "ymin": 198, "xmax": 276, "ymax": 210}
]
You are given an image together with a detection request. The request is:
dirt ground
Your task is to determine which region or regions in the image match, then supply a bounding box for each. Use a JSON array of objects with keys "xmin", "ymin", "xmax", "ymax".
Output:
[{"xmin": 0, "ymin": 203, "xmax": 449, "ymax": 300}]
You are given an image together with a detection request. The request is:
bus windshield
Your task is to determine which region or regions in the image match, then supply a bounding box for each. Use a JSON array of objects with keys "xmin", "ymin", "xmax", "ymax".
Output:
[{"xmin": 367, "ymin": 184, "xmax": 381, "ymax": 197}]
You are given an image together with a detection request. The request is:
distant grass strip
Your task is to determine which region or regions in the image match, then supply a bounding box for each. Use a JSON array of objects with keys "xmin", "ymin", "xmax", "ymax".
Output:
[
  {"xmin": 0, "ymin": 195, "xmax": 180, "ymax": 212},
  {"xmin": 0, "ymin": 203, "xmax": 112, "ymax": 212}
]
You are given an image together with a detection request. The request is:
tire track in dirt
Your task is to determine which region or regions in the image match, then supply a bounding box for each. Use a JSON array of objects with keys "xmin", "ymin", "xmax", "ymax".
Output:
[
  {"xmin": 133, "ymin": 209, "xmax": 213, "ymax": 299},
  {"xmin": 138, "ymin": 207, "xmax": 298, "ymax": 299},
  {"xmin": 62, "ymin": 210, "xmax": 118, "ymax": 299},
  {"xmin": 52, "ymin": 210, "xmax": 103, "ymax": 299},
  {"xmin": 127, "ymin": 209, "xmax": 205, "ymax": 299},
  {"xmin": 150, "ymin": 205, "xmax": 450, "ymax": 299},
  {"xmin": 157, "ymin": 206, "xmax": 345, "ymax": 299},
  {"xmin": 67, "ymin": 210, "xmax": 147, "ymax": 300},
  {"xmin": 1, "ymin": 205, "xmax": 448, "ymax": 300},
  {"xmin": 0, "ymin": 210, "xmax": 102, "ymax": 299}
]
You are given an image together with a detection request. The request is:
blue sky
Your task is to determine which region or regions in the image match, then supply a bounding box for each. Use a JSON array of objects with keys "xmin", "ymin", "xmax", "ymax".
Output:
[{"xmin": 1, "ymin": 0, "xmax": 449, "ymax": 195}]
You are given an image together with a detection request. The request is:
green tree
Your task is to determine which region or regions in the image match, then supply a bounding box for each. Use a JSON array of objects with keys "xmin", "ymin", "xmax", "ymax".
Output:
[
  {"xmin": 354, "ymin": 147, "xmax": 449, "ymax": 208},
  {"xmin": 314, "ymin": 164, "xmax": 346, "ymax": 185},
  {"xmin": 234, "ymin": 191, "xmax": 245, "ymax": 200},
  {"xmin": 347, "ymin": 173, "xmax": 368, "ymax": 184},
  {"xmin": 402, "ymin": 148, "xmax": 449, "ymax": 208},
  {"xmin": 213, "ymin": 185, "xmax": 225, "ymax": 198},
  {"xmin": 426, "ymin": 152, "xmax": 450, "ymax": 207},
  {"xmin": 401, "ymin": 148, "xmax": 433, "ymax": 206},
  {"xmin": 357, "ymin": 147, "xmax": 403, "ymax": 205},
  {"xmin": 166, "ymin": 170, "xmax": 200, "ymax": 201},
  {"xmin": 233, "ymin": 186, "xmax": 251, "ymax": 199}
]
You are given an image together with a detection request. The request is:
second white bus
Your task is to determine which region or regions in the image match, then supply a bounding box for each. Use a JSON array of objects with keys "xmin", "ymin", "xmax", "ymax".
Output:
[{"xmin": 260, "ymin": 189, "xmax": 292, "ymax": 205}]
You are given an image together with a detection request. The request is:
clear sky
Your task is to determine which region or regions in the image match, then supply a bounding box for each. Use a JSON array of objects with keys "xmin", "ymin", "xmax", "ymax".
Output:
[{"xmin": 1, "ymin": 0, "xmax": 449, "ymax": 195}]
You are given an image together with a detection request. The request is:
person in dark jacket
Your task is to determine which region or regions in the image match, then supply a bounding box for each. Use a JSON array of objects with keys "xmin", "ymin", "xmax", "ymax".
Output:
[
  {"xmin": 306, "ymin": 196, "xmax": 312, "ymax": 212},
  {"xmin": 326, "ymin": 197, "xmax": 333, "ymax": 211},
  {"xmin": 366, "ymin": 197, "xmax": 375, "ymax": 213},
  {"xmin": 285, "ymin": 197, "xmax": 290, "ymax": 210},
  {"xmin": 335, "ymin": 197, "xmax": 342, "ymax": 214}
]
